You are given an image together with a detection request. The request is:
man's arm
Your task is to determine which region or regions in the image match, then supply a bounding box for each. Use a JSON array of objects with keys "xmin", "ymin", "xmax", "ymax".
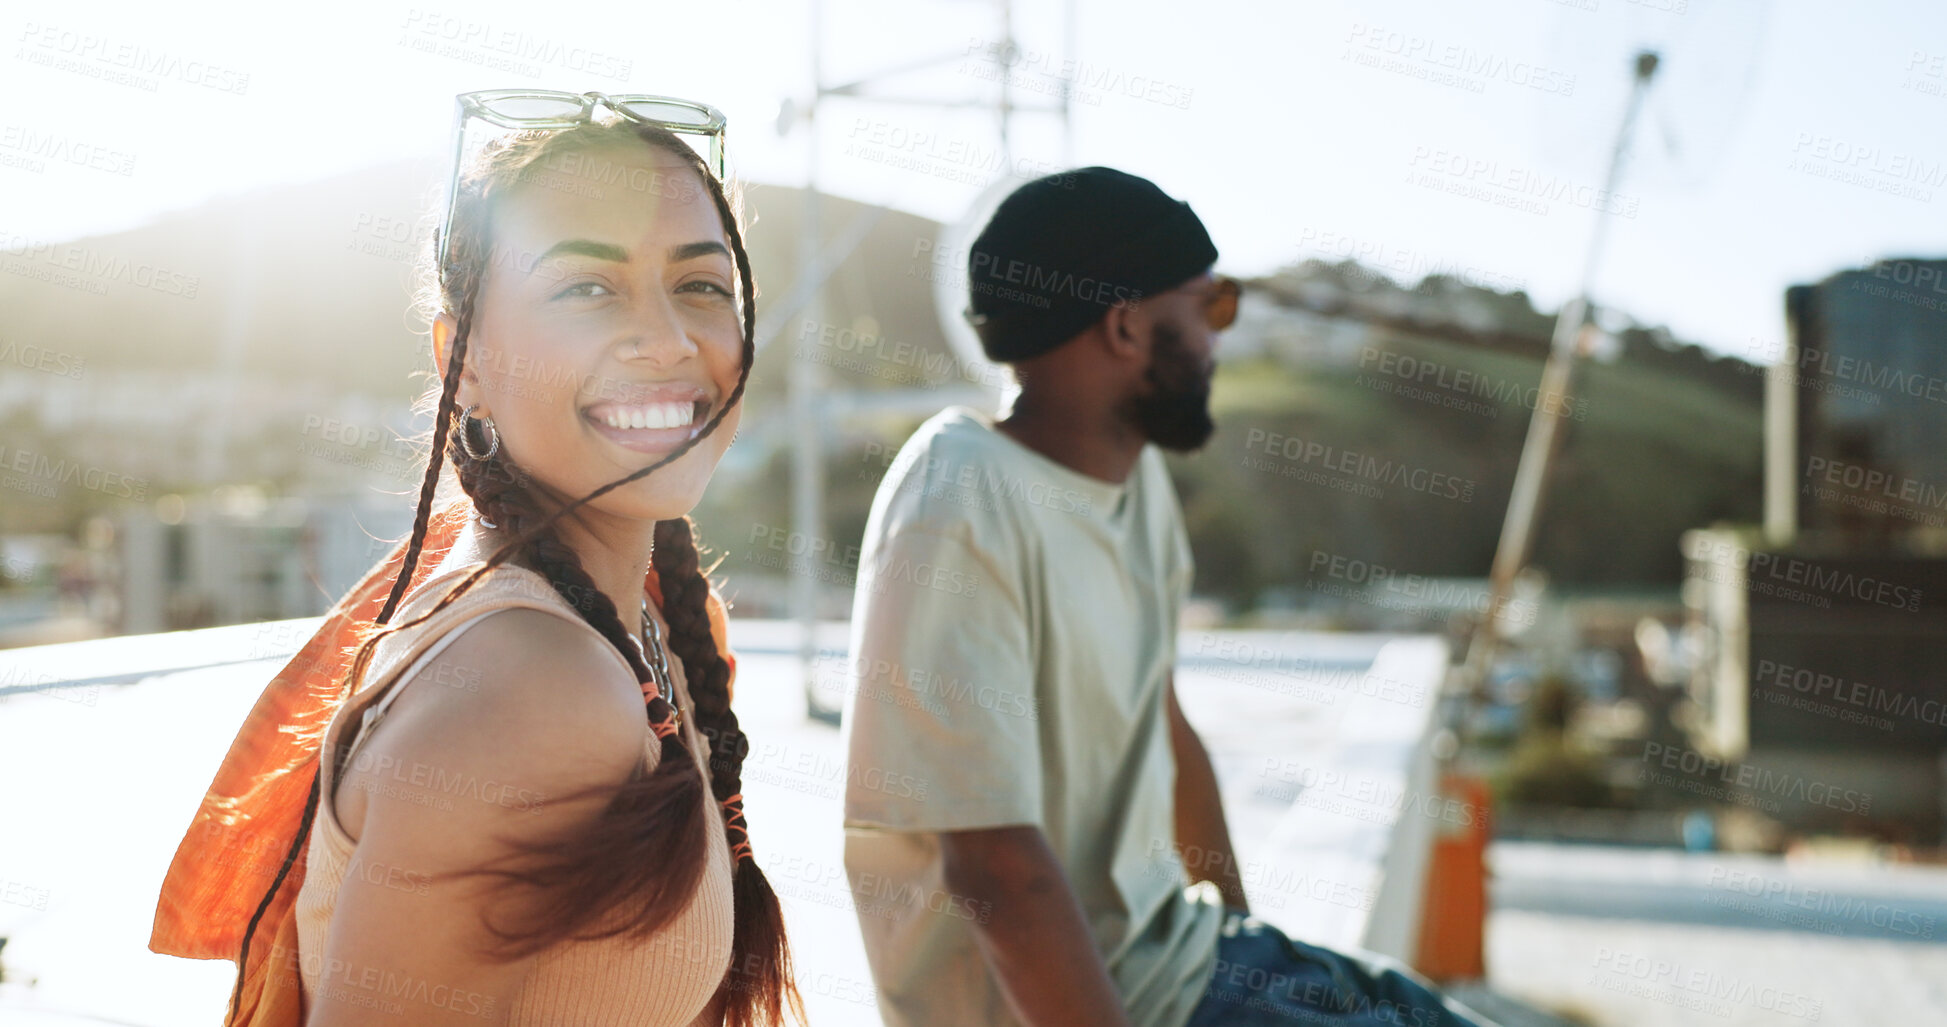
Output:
[
  {"xmin": 939, "ymin": 825, "xmax": 1135, "ymax": 1027},
  {"xmin": 1166, "ymin": 677, "xmax": 1250, "ymax": 912}
]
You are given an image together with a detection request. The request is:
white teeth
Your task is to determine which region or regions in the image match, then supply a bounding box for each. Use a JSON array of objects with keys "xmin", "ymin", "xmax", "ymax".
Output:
[{"xmin": 602, "ymin": 402, "xmax": 697, "ymax": 431}]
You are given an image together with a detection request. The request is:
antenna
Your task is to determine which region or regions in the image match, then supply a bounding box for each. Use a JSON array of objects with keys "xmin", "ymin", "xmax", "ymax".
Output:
[
  {"xmin": 1459, "ymin": 1, "xmax": 1769, "ymax": 700},
  {"xmin": 1459, "ymin": 49, "xmax": 1661, "ymax": 697},
  {"xmin": 775, "ymin": 0, "xmax": 1076, "ymax": 717}
]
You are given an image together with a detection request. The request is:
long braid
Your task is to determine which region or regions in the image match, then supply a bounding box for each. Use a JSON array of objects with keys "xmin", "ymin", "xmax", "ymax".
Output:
[
  {"xmin": 654, "ymin": 519, "xmax": 801, "ymax": 1026},
  {"xmin": 653, "ymin": 519, "xmax": 739, "ymax": 782},
  {"xmin": 226, "ymin": 770, "xmax": 319, "ymax": 1025}
]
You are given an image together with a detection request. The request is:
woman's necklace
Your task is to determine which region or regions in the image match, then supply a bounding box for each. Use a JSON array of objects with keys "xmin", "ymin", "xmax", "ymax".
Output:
[{"xmin": 638, "ymin": 599, "xmax": 680, "ymax": 726}]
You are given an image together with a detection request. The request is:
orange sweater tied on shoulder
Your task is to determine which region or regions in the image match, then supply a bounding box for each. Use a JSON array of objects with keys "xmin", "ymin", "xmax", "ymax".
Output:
[{"xmin": 147, "ymin": 501, "xmax": 738, "ymax": 1026}]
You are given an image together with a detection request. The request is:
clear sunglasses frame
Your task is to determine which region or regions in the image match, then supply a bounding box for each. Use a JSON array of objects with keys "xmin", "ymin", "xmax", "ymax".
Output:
[{"xmin": 437, "ymin": 89, "xmax": 729, "ymax": 267}]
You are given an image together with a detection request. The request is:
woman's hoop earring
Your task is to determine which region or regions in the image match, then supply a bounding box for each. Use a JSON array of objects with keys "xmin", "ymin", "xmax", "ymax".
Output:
[{"xmin": 458, "ymin": 404, "xmax": 499, "ymax": 460}]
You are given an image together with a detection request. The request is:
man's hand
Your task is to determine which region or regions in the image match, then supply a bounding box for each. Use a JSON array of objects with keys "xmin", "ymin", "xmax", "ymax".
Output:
[
  {"xmin": 1167, "ymin": 678, "xmax": 1250, "ymax": 913},
  {"xmin": 939, "ymin": 825, "xmax": 1136, "ymax": 1027}
]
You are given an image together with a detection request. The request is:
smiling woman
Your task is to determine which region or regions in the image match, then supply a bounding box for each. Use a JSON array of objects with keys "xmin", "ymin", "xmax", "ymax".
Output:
[{"xmin": 153, "ymin": 92, "xmax": 802, "ymax": 1027}]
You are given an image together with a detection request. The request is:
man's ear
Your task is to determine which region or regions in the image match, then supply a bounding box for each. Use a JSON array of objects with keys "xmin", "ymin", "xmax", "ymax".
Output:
[{"xmin": 1100, "ymin": 298, "xmax": 1148, "ymax": 363}]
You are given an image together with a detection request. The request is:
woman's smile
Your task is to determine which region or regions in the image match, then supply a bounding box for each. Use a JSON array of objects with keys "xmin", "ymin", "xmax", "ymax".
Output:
[{"xmin": 582, "ymin": 381, "xmax": 715, "ymax": 455}]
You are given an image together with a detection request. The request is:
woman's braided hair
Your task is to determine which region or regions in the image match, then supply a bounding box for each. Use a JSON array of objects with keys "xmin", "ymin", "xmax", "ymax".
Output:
[{"xmin": 231, "ymin": 113, "xmax": 800, "ymax": 1027}]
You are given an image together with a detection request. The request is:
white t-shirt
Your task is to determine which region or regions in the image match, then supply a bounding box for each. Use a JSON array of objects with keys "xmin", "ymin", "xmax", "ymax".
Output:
[{"xmin": 840, "ymin": 406, "xmax": 1224, "ymax": 1027}]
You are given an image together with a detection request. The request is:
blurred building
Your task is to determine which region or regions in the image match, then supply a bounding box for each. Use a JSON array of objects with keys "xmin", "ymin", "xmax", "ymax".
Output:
[
  {"xmin": 118, "ymin": 492, "xmax": 411, "ymax": 633},
  {"xmin": 1685, "ymin": 258, "xmax": 1947, "ymax": 843}
]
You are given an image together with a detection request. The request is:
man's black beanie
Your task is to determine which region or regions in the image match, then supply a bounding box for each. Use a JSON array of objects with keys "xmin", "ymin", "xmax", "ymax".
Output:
[{"xmin": 965, "ymin": 166, "xmax": 1217, "ymax": 363}]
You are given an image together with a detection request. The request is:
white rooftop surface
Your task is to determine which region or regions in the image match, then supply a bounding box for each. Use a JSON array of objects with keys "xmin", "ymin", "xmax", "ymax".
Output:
[{"xmin": 15, "ymin": 621, "xmax": 1946, "ymax": 1024}]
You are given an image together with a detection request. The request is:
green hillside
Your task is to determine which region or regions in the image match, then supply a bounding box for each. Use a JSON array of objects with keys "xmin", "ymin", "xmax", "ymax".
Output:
[{"xmin": 1164, "ymin": 279, "xmax": 1763, "ymax": 612}]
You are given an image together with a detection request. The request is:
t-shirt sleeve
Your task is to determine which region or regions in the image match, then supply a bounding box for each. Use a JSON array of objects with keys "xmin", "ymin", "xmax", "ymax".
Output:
[{"xmin": 841, "ymin": 526, "xmax": 1042, "ymax": 832}]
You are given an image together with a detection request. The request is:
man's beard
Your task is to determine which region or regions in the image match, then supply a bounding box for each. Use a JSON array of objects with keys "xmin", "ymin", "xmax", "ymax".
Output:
[{"xmin": 1129, "ymin": 320, "xmax": 1215, "ymax": 451}]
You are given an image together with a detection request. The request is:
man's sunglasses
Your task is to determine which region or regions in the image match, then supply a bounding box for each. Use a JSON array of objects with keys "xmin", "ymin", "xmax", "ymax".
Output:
[
  {"xmin": 1206, "ymin": 276, "xmax": 1243, "ymax": 331},
  {"xmin": 439, "ymin": 89, "xmax": 728, "ymax": 267}
]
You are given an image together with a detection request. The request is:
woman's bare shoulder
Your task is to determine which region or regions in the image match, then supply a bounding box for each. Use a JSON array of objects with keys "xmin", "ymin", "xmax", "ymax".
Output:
[{"xmin": 354, "ymin": 606, "xmax": 650, "ymax": 832}]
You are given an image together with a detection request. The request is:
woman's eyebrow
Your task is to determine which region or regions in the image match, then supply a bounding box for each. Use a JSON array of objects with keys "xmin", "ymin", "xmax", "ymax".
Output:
[
  {"xmin": 535, "ymin": 239, "xmax": 630, "ymax": 266},
  {"xmin": 527, "ymin": 239, "xmax": 728, "ymax": 274}
]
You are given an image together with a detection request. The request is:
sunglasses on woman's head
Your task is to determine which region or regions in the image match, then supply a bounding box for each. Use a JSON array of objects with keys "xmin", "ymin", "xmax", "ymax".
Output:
[{"xmin": 438, "ymin": 89, "xmax": 729, "ymax": 267}]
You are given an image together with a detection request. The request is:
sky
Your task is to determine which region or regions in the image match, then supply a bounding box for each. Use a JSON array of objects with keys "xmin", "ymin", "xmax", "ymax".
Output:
[{"xmin": 3, "ymin": 0, "xmax": 1944, "ymax": 363}]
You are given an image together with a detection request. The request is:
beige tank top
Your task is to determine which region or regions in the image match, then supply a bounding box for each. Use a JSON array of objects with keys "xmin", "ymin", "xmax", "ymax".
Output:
[{"xmin": 294, "ymin": 554, "xmax": 736, "ymax": 1026}]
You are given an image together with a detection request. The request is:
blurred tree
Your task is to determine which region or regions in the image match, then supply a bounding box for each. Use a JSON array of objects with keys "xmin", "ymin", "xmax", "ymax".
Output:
[{"xmin": 1498, "ymin": 675, "xmax": 1618, "ymax": 809}]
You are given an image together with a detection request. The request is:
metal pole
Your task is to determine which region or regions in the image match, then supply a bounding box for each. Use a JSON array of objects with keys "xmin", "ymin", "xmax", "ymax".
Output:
[
  {"xmin": 999, "ymin": 0, "xmax": 1013, "ymax": 166},
  {"xmin": 792, "ymin": 0, "xmax": 828, "ymax": 709},
  {"xmin": 1061, "ymin": 0, "xmax": 1075, "ymax": 166},
  {"xmin": 1460, "ymin": 51, "xmax": 1661, "ymax": 696}
]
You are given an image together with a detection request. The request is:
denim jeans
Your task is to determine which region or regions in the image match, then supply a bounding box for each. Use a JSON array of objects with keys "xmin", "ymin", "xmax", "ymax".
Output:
[{"xmin": 1184, "ymin": 913, "xmax": 1494, "ymax": 1027}]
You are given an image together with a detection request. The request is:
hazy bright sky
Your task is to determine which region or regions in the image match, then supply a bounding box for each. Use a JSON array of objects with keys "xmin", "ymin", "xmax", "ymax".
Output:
[{"xmin": 4, "ymin": 0, "xmax": 1944, "ymax": 361}]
